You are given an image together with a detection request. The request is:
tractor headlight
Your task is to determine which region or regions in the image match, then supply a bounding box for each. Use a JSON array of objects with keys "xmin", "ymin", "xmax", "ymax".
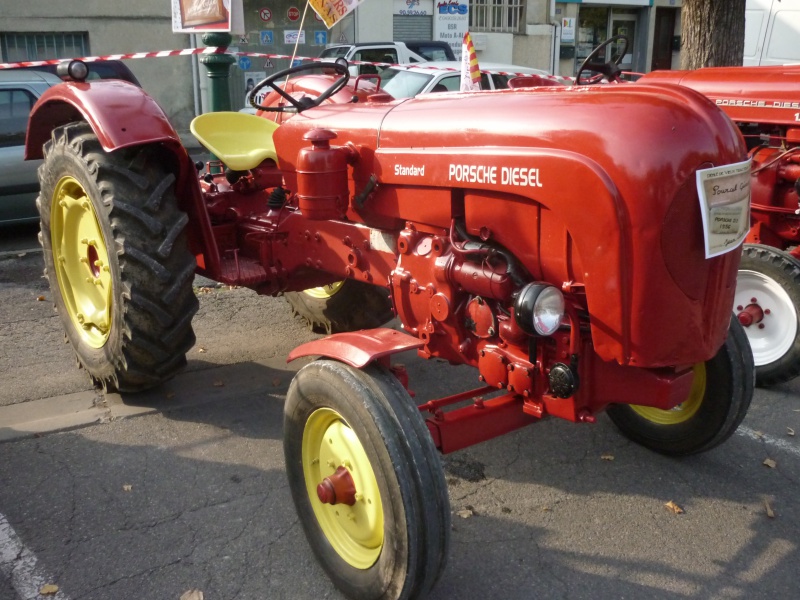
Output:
[
  {"xmin": 514, "ymin": 283, "xmax": 565, "ymax": 336},
  {"xmin": 56, "ymin": 60, "xmax": 89, "ymax": 82}
]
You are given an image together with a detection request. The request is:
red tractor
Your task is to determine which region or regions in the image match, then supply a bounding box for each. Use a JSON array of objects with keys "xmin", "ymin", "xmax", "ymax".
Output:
[
  {"xmin": 26, "ymin": 59, "xmax": 753, "ymax": 599},
  {"xmin": 640, "ymin": 64, "xmax": 800, "ymax": 386}
]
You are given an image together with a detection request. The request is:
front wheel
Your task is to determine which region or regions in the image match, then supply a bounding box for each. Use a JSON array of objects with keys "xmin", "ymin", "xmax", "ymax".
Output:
[
  {"xmin": 606, "ymin": 318, "xmax": 754, "ymax": 456},
  {"xmin": 735, "ymin": 244, "xmax": 800, "ymax": 386},
  {"xmin": 284, "ymin": 360, "xmax": 450, "ymax": 600},
  {"xmin": 38, "ymin": 122, "xmax": 198, "ymax": 392}
]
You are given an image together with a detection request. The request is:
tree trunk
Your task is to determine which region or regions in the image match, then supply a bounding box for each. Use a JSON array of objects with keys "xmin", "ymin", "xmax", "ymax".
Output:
[{"xmin": 681, "ymin": 0, "xmax": 746, "ymax": 69}]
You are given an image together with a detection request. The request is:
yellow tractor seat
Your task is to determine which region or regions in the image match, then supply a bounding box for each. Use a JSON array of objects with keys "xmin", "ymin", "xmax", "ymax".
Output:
[{"xmin": 190, "ymin": 111, "xmax": 280, "ymax": 171}]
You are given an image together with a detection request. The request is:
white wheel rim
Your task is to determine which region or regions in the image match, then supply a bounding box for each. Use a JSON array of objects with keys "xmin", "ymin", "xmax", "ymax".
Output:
[{"xmin": 735, "ymin": 269, "xmax": 798, "ymax": 366}]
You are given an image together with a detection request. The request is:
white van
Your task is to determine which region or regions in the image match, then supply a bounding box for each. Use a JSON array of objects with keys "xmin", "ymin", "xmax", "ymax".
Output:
[{"xmin": 744, "ymin": 0, "xmax": 800, "ymax": 65}]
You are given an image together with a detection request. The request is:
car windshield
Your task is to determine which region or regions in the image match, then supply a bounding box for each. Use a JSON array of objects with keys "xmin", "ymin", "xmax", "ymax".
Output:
[{"xmin": 380, "ymin": 69, "xmax": 434, "ymax": 99}]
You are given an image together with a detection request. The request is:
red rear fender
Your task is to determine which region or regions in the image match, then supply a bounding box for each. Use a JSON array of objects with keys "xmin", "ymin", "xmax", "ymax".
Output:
[{"xmin": 25, "ymin": 80, "xmax": 182, "ymax": 160}]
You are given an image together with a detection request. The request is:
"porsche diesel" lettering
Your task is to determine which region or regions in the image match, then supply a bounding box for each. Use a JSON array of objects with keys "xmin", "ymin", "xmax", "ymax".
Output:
[{"xmin": 448, "ymin": 164, "xmax": 543, "ymax": 187}]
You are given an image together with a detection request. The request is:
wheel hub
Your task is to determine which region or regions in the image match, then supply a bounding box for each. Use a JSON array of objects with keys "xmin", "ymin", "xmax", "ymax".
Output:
[
  {"xmin": 317, "ymin": 466, "xmax": 357, "ymax": 506},
  {"xmin": 735, "ymin": 270, "xmax": 798, "ymax": 366},
  {"xmin": 302, "ymin": 407, "xmax": 384, "ymax": 569},
  {"xmin": 51, "ymin": 176, "xmax": 113, "ymax": 348}
]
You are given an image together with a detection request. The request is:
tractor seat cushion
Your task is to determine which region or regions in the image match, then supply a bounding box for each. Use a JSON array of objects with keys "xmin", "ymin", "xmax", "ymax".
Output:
[{"xmin": 190, "ymin": 111, "xmax": 279, "ymax": 171}]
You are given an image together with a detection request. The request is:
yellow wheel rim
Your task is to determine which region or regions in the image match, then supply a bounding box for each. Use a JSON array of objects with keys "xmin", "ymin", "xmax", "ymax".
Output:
[
  {"xmin": 302, "ymin": 407, "xmax": 384, "ymax": 569},
  {"xmin": 631, "ymin": 363, "xmax": 706, "ymax": 425},
  {"xmin": 50, "ymin": 176, "xmax": 113, "ymax": 349},
  {"xmin": 303, "ymin": 281, "xmax": 345, "ymax": 299}
]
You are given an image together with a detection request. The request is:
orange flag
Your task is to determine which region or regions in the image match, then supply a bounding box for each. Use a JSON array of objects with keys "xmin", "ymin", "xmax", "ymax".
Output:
[{"xmin": 460, "ymin": 32, "xmax": 481, "ymax": 92}]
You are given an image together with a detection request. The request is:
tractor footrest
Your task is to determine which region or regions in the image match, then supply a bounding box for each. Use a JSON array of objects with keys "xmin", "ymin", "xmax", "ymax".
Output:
[{"xmin": 219, "ymin": 255, "xmax": 268, "ymax": 286}]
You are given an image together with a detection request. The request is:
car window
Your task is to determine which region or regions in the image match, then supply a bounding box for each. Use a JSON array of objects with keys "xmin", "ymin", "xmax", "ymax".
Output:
[
  {"xmin": 435, "ymin": 75, "xmax": 460, "ymax": 92},
  {"xmin": 380, "ymin": 69, "xmax": 434, "ymax": 99},
  {"xmin": 414, "ymin": 47, "xmax": 451, "ymax": 61},
  {"xmin": 353, "ymin": 49, "xmax": 399, "ymax": 76},
  {"xmin": 319, "ymin": 46, "xmax": 349, "ymax": 59},
  {"xmin": 491, "ymin": 73, "xmax": 513, "ymax": 89},
  {"xmin": 0, "ymin": 88, "xmax": 35, "ymax": 148}
]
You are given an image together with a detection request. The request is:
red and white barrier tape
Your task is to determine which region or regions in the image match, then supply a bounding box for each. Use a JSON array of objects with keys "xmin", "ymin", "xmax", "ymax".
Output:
[{"xmin": 0, "ymin": 46, "xmax": 566, "ymax": 81}]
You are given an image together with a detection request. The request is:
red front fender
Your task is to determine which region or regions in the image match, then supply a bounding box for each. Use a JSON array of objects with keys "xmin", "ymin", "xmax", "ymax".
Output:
[
  {"xmin": 25, "ymin": 79, "xmax": 182, "ymax": 160},
  {"xmin": 287, "ymin": 328, "xmax": 424, "ymax": 368}
]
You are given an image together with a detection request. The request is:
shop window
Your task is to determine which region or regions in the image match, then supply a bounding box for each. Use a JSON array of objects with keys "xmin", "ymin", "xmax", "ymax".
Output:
[
  {"xmin": 1, "ymin": 32, "xmax": 88, "ymax": 62},
  {"xmin": 470, "ymin": 0, "xmax": 525, "ymax": 33}
]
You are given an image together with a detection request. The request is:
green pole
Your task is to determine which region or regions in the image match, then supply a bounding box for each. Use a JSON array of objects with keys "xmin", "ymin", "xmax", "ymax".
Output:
[{"xmin": 200, "ymin": 32, "xmax": 235, "ymax": 113}]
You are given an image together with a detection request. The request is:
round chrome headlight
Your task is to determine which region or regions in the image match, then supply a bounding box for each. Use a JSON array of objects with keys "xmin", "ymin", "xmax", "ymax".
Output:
[
  {"xmin": 56, "ymin": 60, "xmax": 89, "ymax": 82},
  {"xmin": 514, "ymin": 283, "xmax": 565, "ymax": 336}
]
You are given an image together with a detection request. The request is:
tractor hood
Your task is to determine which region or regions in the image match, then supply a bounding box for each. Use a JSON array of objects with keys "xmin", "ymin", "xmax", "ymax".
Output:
[
  {"xmin": 273, "ymin": 83, "xmax": 747, "ymax": 367},
  {"xmin": 641, "ymin": 65, "xmax": 800, "ymax": 127}
]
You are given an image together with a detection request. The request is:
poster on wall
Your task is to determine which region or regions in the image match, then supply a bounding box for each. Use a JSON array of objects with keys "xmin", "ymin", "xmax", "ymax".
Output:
[
  {"xmin": 308, "ymin": 0, "xmax": 369, "ymax": 29},
  {"xmin": 561, "ymin": 18, "xmax": 575, "ymax": 44},
  {"xmin": 433, "ymin": 0, "xmax": 469, "ymax": 60},
  {"xmin": 171, "ymin": 0, "xmax": 244, "ymax": 34}
]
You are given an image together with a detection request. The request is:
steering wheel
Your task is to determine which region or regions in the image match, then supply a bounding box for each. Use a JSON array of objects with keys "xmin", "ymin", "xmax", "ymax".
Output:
[
  {"xmin": 576, "ymin": 35, "xmax": 629, "ymax": 85},
  {"xmin": 250, "ymin": 59, "xmax": 350, "ymax": 112}
]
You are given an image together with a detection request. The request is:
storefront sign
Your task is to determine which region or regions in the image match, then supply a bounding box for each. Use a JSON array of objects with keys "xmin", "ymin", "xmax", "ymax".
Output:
[
  {"xmin": 284, "ymin": 29, "xmax": 306, "ymax": 44},
  {"xmin": 433, "ymin": 0, "xmax": 469, "ymax": 59}
]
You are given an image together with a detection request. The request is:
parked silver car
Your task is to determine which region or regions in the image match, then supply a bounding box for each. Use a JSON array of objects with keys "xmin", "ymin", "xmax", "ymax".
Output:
[
  {"xmin": 0, "ymin": 70, "xmax": 62, "ymax": 225},
  {"xmin": 379, "ymin": 61, "xmax": 564, "ymax": 98},
  {"xmin": 0, "ymin": 62, "xmax": 141, "ymax": 226}
]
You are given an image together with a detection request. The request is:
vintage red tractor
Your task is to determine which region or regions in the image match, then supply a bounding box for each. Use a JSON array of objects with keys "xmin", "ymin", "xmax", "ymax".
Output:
[
  {"xmin": 640, "ymin": 64, "xmax": 800, "ymax": 386},
  {"xmin": 26, "ymin": 59, "xmax": 754, "ymax": 599}
]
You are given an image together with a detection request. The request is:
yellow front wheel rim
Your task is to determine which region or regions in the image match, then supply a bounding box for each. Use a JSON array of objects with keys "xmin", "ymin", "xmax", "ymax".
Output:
[
  {"xmin": 51, "ymin": 176, "xmax": 113, "ymax": 349},
  {"xmin": 631, "ymin": 363, "xmax": 706, "ymax": 425},
  {"xmin": 303, "ymin": 281, "xmax": 345, "ymax": 299},
  {"xmin": 302, "ymin": 407, "xmax": 384, "ymax": 569}
]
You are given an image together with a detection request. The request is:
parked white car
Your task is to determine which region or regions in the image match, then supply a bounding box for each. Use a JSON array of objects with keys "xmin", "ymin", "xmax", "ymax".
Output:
[{"xmin": 379, "ymin": 61, "xmax": 562, "ymax": 99}]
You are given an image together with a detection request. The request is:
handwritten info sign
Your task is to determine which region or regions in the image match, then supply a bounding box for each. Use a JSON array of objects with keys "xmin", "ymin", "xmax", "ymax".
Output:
[{"xmin": 696, "ymin": 159, "xmax": 752, "ymax": 258}]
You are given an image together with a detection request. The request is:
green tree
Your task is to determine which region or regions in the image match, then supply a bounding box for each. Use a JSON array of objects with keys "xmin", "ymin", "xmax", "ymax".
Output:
[{"xmin": 681, "ymin": 0, "xmax": 746, "ymax": 69}]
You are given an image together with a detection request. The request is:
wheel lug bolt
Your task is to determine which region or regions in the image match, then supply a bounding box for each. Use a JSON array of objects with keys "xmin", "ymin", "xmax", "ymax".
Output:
[
  {"xmin": 764, "ymin": 309, "xmax": 771, "ymax": 315},
  {"xmin": 751, "ymin": 297, "xmax": 757, "ymax": 303},
  {"xmin": 736, "ymin": 305, "xmax": 743, "ymax": 311},
  {"xmin": 76, "ymin": 313, "xmax": 85, "ymax": 323},
  {"xmin": 327, "ymin": 460, "xmax": 336, "ymax": 469},
  {"xmin": 59, "ymin": 200, "xmax": 67, "ymax": 208},
  {"xmin": 81, "ymin": 238, "xmax": 88, "ymax": 245},
  {"xmin": 82, "ymin": 201, "xmax": 91, "ymax": 210},
  {"xmin": 758, "ymin": 324, "xmax": 765, "ymax": 329},
  {"xmin": 80, "ymin": 257, "xmax": 89, "ymax": 264}
]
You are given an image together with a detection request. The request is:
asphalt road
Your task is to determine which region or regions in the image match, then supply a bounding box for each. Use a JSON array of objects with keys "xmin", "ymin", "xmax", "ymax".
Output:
[{"xmin": 1, "ymin": 224, "xmax": 799, "ymax": 600}]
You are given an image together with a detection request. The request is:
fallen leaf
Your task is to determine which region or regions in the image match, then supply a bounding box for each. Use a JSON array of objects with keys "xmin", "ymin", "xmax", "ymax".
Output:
[
  {"xmin": 39, "ymin": 584, "xmax": 59, "ymax": 595},
  {"xmin": 166, "ymin": 392, "xmax": 176, "ymax": 399},
  {"xmin": 754, "ymin": 430, "xmax": 764, "ymax": 439},
  {"xmin": 664, "ymin": 500, "xmax": 684, "ymax": 514},
  {"xmin": 763, "ymin": 497, "xmax": 775, "ymax": 519},
  {"xmin": 763, "ymin": 458, "xmax": 777, "ymax": 469},
  {"xmin": 212, "ymin": 380, "xmax": 225, "ymax": 387},
  {"xmin": 36, "ymin": 295, "xmax": 46, "ymax": 301},
  {"xmin": 17, "ymin": 252, "xmax": 27, "ymax": 258},
  {"xmin": 541, "ymin": 506, "xmax": 551, "ymax": 512},
  {"xmin": 180, "ymin": 590, "xmax": 204, "ymax": 600},
  {"xmin": 788, "ymin": 428, "xmax": 795, "ymax": 437},
  {"xmin": 198, "ymin": 347, "xmax": 206, "ymax": 353},
  {"xmin": 272, "ymin": 378, "xmax": 282, "ymax": 387},
  {"xmin": 123, "ymin": 484, "xmax": 132, "ymax": 492},
  {"xmin": 456, "ymin": 508, "xmax": 473, "ymax": 519},
  {"xmin": 601, "ymin": 454, "xmax": 614, "ymax": 461}
]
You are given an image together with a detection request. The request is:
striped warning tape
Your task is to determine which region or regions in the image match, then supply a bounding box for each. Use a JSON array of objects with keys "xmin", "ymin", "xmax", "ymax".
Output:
[{"xmin": 0, "ymin": 46, "xmax": 568, "ymax": 82}]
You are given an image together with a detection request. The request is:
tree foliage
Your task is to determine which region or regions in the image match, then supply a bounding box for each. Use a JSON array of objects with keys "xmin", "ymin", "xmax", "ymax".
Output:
[{"xmin": 681, "ymin": 0, "xmax": 746, "ymax": 69}]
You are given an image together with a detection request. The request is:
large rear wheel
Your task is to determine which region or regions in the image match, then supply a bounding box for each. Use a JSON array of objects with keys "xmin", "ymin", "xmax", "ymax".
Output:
[
  {"xmin": 606, "ymin": 318, "xmax": 754, "ymax": 456},
  {"xmin": 284, "ymin": 360, "xmax": 450, "ymax": 600},
  {"xmin": 735, "ymin": 244, "xmax": 800, "ymax": 386},
  {"xmin": 38, "ymin": 122, "xmax": 198, "ymax": 392},
  {"xmin": 285, "ymin": 279, "xmax": 394, "ymax": 334}
]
